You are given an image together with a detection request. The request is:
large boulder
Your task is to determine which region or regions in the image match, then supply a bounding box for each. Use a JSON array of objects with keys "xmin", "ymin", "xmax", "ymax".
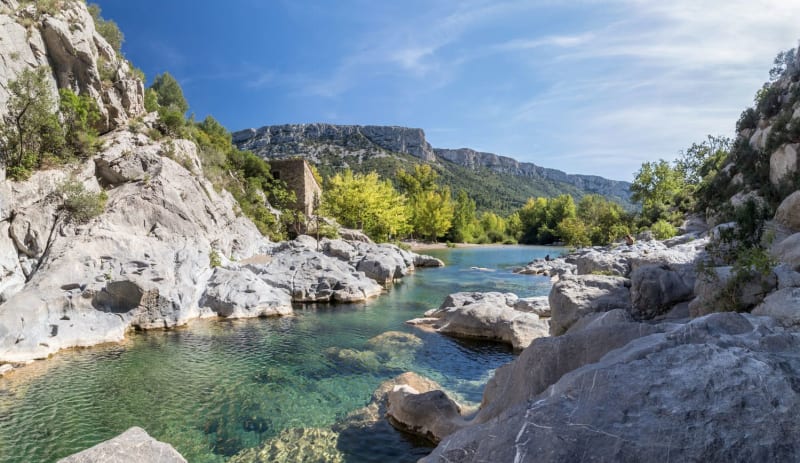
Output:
[
  {"xmin": 772, "ymin": 232, "xmax": 800, "ymax": 269},
  {"xmin": 574, "ymin": 250, "xmax": 629, "ymax": 276},
  {"xmin": 248, "ymin": 247, "xmax": 383, "ymax": 302},
  {"xmin": 200, "ymin": 268, "xmax": 292, "ymax": 318},
  {"xmin": 408, "ymin": 292, "xmax": 549, "ymax": 350},
  {"xmin": 775, "ymin": 191, "xmax": 800, "ymax": 232},
  {"xmin": 548, "ymin": 275, "xmax": 631, "ymax": 335},
  {"xmin": 770, "ymin": 143, "xmax": 799, "ymax": 186},
  {"xmin": 424, "ymin": 313, "xmax": 800, "ymax": 463},
  {"xmin": 630, "ymin": 264, "xmax": 694, "ymax": 320},
  {"xmin": 57, "ymin": 427, "xmax": 186, "ymax": 463},
  {"xmin": 752, "ymin": 287, "xmax": 800, "ymax": 326},
  {"xmin": 386, "ymin": 386, "xmax": 467, "ymax": 444},
  {"xmin": 513, "ymin": 296, "xmax": 550, "ymax": 317}
]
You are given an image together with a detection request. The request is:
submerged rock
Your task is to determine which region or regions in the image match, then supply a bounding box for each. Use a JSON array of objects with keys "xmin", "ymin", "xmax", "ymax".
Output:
[
  {"xmin": 229, "ymin": 427, "xmax": 344, "ymax": 463},
  {"xmin": 57, "ymin": 427, "xmax": 186, "ymax": 463}
]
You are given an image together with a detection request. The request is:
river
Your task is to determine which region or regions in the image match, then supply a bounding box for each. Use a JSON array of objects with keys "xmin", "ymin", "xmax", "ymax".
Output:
[{"xmin": 0, "ymin": 245, "xmax": 556, "ymax": 462}]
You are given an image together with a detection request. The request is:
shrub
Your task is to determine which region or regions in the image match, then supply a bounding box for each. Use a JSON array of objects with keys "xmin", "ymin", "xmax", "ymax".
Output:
[
  {"xmin": 0, "ymin": 67, "xmax": 66, "ymax": 180},
  {"xmin": 755, "ymin": 84, "xmax": 782, "ymax": 118},
  {"xmin": 150, "ymin": 73, "xmax": 188, "ymax": 114},
  {"xmin": 58, "ymin": 180, "xmax": 107, "ymax": 223},
  {"xmin": 736, "ymin": 108, "xmax": 758, "ymax": 133},
  {"xmin": 59, "ymin": 88, "xmax": 101, "ymax": 156},
  {"xmin": 650, "ymin": 219, "xmax": 677, "ymax": 240},
  {"xmin": 144, "ymin": 88, "xmax": 159, "ymax": 112},
  {"xmin": 209, "ymin": 248, "xmax": 221, "ymax": 268}
]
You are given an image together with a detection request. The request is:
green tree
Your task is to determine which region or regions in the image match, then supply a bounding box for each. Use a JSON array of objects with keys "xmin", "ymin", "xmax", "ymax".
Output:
[
  {"xmin": 150, "ymin": 73, "xmax": 189, "ymax": 113},
  {"xmin": 557, "ymin": 217, "xmax": 591, "ymax": 247},
  {"xmin": 59, "ymin": 88, "xmax": 101, "ymax": 157},
  {"xmin": 322, "ymin": 170, "xmax": 411, "ymax": 241},
  {"xmin": 630, "ymin": 159, "xmax": 685, "ymax": 224},
  {"xmin": 396, "ymin": 164, "xmax": 454, "ymax": 241},
  {"xmin": 577, "ymin": 194, "xmax": 630, "ymax": 245},
  {"xmin": 479, "ymin": 212, "xmax": 507, "ymax": 243},
  {"xmin": 448, "ymin": 189, "xmax": 478, "ymax": 242},
  {"xmin": 397, "ymin": 164, "xmax": 439, "ymax": 194},
  {"xmin": 0, "ymin": 68, "xmax": 65, "ymax": 180},
  {"xmin": 412, "ymin": 188, "xmax": 454, "ymax": 241}
]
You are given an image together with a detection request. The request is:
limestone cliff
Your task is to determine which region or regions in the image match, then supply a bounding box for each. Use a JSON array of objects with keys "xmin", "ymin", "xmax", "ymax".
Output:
[
  {"xmin": 0, "ymin": 0, "xmax": 144, "ymax": 132},
  {"xmin": 233, "ymin": 123, "xmax": 436, "ymax": 162}
]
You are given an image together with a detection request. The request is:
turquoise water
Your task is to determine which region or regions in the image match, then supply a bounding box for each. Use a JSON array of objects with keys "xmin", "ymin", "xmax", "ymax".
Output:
[{"xmin": 0, "ymin": 245, "xmax": 556, "ymax": 462}]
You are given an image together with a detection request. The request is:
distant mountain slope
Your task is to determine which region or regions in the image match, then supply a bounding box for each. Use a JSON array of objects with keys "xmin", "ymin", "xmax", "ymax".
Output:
[{"xmin": 232, "ymin": 124, "xmax": 633, "ymax": 213}]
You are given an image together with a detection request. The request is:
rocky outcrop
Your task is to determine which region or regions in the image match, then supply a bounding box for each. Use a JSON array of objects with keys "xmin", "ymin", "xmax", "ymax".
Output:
[
  {"xmin": 0, "ymin": 1, "xmax": 144, "ymax": 133},
  {"xmin": 246, "ymin": 243, "xmax": 383, "ymax": 303},
  {"xmin": 0, "ymin": 125, "xmax": 272, "ymax": 362},
  {"xmin": 424, "ymin": 313, "xmax": 800, "ymax": 463},
  {"xmin": 57, "ymin": 427, "xmax": 187, "ymax": 463},
  {"xmin": 232, "ymin": 124, "xmax": 436, "ymax": 162},
  {"xmin": 407, "ymin": 292, "xmax": 550, "ymax": 350},
  {"xmin": 548, "ymin": 275, "xmax": 631, "ymax": 335},
  {"xmin": 199, "ymin": 268, "xmax": 292, "ymax": 318}
]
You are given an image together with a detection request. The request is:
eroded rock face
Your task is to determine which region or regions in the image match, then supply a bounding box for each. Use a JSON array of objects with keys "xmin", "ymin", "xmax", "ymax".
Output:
[
  {"xmin": 424, "ymin": 313, "xmax": 800, "ymax": 463},
  {"xmin": 247, "ymin": 244, "xmax": 383, "ymax": 303},
  {"xmin": 548, "ymin": 275, "xmax": 631, "ymax": 335},
  {"xmin": 200, "ymin": 268, "xmax": 292, "ymax": 318},
  {"xmin": 408, "ymin": 292, "xmax": 549, "ymax": 350},
  {"xmin": 0, "ymin": 2, "xmax": 144, "ymax": 133},
  {"xmin": 0, "ymin": 130, "xmax": 271, "ymax": 362},
  {"xmin": 57, "ymin": 427, "xmax": 187, "ymax": 463},
  {"xmin": 233, "ymin": 124, "xmax": 436, "ymax": 162}
]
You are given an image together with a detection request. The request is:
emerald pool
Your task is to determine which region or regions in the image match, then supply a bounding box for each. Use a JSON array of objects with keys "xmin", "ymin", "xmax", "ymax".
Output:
[{"xmin": 0, "ymin": 245, "xmax": 556, "ymax": 462}]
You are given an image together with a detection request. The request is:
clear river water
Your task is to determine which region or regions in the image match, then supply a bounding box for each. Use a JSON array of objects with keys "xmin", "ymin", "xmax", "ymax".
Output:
[{"xmin": 0, "ymin": 245, "xmax": 556, "ymax": 463}]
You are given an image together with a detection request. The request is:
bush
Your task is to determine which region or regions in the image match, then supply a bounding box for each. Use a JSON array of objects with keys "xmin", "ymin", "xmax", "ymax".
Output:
[
  {"xmin": 736, "ymin": 108, "xmax": 758, "ymax": 133},
  {"xmin": 650, "ymin": 219, "xmax": 677, "ymax": 240},
  {"xmin": 755, "ymin": 84, "xmax": 782, "ymax": 118},
  {"xmin": 58, "ymin": 180, "xmax": 107, "ymax": 223},
  {"xmin": 150, "ymin": 73, "xmax": 188, "ymax": 114},
  {"xmin": 0, "ymin": 67, "xmax": 66, "ymax": 180},
  {"xmin": 209, "ymin": 248, "xmax": 221, "ymax": 268},
  {"xmin": 59, "ymin": 88, "xmax": 101, "ymax": 156}
]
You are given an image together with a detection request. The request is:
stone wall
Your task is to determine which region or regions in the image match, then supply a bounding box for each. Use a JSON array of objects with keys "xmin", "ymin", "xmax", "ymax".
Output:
[{"xmin": 269, "ymin": 159, "xmax": 321, "ymax": 216}]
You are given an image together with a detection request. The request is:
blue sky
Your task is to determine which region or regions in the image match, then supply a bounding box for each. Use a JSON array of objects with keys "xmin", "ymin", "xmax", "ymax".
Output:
[{"xmin": 96, "ymin": 0, "xmax": 800, "ymax": 181}]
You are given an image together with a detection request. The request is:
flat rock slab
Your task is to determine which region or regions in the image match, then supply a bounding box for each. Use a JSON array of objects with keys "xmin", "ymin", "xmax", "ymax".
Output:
[{"xmin": 57, "ymin": 427, "xmax": 187, "ymax": 463}]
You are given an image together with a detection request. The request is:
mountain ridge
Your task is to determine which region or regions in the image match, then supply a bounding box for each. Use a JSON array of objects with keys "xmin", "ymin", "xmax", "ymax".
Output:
[{"xmin": 232, "ymin": 123, "xmax": 633, "ymax": 209}]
